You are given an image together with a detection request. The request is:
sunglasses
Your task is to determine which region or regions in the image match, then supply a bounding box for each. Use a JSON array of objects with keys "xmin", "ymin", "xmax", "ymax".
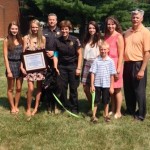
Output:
[{"xmin": 131, "ymin": 9, "xmax": 144, "ymax": 15}]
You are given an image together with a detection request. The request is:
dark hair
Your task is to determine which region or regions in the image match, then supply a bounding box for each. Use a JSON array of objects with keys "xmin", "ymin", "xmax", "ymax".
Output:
[
  {"xmin": 7, "ymin": 21, "xmax": 23, "ymax": 50},
  {"xmin": 83, "ymin": 21, "xmax": 101, "ymax": 47},
  {"xmin": 59, "ymin": 20, "xmax": 72, "ymax": 30},
  {"xmin": 104, "ymin": 16, "xmax": 123, "ymax": 35}
]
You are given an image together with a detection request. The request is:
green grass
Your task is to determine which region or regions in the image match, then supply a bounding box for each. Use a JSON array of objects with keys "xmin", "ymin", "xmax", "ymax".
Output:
[{"xmin": 0, "ymin": 41, "xmax": 150, "ymax": 150}]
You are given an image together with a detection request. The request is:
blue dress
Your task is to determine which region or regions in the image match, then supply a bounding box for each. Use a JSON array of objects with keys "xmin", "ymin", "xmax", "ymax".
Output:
[{"xmin": 7, "ymin": 45, "xmax": 23, "ymax": 78}]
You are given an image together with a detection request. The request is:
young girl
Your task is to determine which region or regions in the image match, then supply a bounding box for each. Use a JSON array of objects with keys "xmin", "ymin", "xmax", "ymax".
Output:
[
  {"xmin": 21, "ymin": 19, "xmax": 46, "ymax": 116},
  {"xmin": 3, "ymin": 21, "xmax": 23, "ymax": 114},
  {"xmin": 81, "ymin": 21, "xmax": 101, "ymax": 113}
]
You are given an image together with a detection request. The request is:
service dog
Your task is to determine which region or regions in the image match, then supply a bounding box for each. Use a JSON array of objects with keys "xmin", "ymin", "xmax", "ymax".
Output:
[{"xmin": 42, "ymin": 67, "xmax": 61, "ymax": 113}]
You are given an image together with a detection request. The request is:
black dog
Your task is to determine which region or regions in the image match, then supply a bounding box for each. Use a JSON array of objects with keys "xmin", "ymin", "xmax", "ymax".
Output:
[{"xmin": 42, "ymin": 67, "xmax": 61, "ymax": 113}]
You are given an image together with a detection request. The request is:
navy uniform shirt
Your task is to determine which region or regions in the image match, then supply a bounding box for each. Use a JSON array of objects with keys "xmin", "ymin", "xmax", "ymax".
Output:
[
  {"xmin": 53, "ymin": 35, "xmax": 81, "ymax": 66},
  {"xmin": 43, "ymin": 26, "xmax": 60, "ymax": 51}
]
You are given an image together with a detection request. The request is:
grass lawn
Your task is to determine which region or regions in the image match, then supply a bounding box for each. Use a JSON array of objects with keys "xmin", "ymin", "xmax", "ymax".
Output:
[{"xmin": 0, "ymin": 41, "xmax": 150, "ymax": 150}]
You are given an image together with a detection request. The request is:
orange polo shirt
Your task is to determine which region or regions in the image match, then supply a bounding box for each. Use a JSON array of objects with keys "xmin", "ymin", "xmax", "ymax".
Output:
[{"xmin": 124, "ymin": 24, "xmax": 150, "ymax": 61}]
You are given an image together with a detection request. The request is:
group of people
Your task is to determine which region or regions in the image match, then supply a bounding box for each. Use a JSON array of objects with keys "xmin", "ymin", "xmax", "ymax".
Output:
[{"xmin": 3, "ymin": 9, "xmax": 150, "ymax": 122}]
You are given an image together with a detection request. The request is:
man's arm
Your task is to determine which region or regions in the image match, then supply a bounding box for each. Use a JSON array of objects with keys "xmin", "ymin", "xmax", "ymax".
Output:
[{"xmin": 137, "ymin": 51, "xmax": 150, "ymax": 80}]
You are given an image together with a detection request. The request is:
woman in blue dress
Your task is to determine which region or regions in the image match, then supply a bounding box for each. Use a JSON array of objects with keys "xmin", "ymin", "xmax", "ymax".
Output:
[{"xmin": 3, "ymin": 21, "xmax": 23, "ymax": 114}]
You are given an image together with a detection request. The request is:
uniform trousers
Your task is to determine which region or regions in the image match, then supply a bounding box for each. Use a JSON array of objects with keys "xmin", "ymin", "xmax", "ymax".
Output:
[
  {"xmin": 123, "ymin": 61, "xmax": 147, "ymax": 119},
  {"xmin": 58, "ymin": 64, "xmax": 80, "ymax": 112}
]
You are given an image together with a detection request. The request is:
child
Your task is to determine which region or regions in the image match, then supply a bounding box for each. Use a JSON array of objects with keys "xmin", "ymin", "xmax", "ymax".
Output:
[{"xmin": 90, "ymin": 41, "xmax": 116, "ymax": 123}]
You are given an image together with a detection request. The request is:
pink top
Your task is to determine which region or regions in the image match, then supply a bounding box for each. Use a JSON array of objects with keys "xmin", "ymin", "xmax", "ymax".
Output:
[{"xmin": 105, "ymin": 34, "xmax": 123, "ymax": 88}]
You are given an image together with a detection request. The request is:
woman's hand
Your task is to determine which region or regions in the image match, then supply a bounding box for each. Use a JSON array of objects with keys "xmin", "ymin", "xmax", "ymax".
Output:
[
  {"xmin": 46, "ymin": 51, "xmax": 54, "ymax": 59},
  {"xmin": 7, "ymin": 72, "xmax": 13, "ymax": 78},
  {"xmin": 76, "ymin": 68, "xmax": 81, "ymax": 76},
  {"xmin": 21, "ymin": 68, "xmax": 27, "ymax": 76},
  {"xmin": 109, "ymin": 87, "xmax": 114, "ymax": 95},
  {"xmin": 55, "ymin": 68, "xmax": 60, "ymax": 75},
  {"xmin": 114, "ymin": 73, "xmax": 119, "ymax": 81}
]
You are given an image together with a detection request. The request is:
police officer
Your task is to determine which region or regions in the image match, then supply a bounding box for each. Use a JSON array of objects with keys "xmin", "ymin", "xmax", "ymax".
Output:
[
  {"xmin": 42, "ymin": 13, "xmax": 61, "ymax": 114},
  {"xmin": 43, "ymin": 13, "xmax": 60, "ymax": 65},
  {"xmin": 53, "ymin": 20, "xmax": 82, "ymax": 114}
]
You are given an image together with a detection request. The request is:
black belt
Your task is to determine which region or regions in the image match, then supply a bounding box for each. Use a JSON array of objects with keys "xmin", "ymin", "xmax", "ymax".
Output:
[{"xmin": 8, "ymin": 58, "xmax": 21, "ymax": 62}]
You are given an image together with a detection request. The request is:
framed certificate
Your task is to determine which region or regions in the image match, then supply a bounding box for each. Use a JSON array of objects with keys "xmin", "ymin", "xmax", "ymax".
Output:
[{"xmin": 22, "ymin": 49, "xmax": 47, "ymax": 73}]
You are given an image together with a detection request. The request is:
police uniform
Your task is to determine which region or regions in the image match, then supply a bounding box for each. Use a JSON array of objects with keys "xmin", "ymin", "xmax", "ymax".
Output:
[
  {"xmin": 43, "ymin": 26, "xmax": 60, "ymax": 66},
  {"xmin": 53, "ymin": 35, "xmax": 81, "ymax": 113}
]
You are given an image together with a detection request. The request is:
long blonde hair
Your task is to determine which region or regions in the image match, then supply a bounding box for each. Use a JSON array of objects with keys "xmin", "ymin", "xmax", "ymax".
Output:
[{"xmin": 28, "ymin": 19, "xmax": 44, "ymax": 48}]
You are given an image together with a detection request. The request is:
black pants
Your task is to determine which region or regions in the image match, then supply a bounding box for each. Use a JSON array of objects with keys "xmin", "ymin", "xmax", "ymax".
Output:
[
  {"xmin": 58, "ymin": 65, "xmax": 80, "ymax": 112},
  {"xmin": 123, "ymin": 61, "xmax": 147, "ymax": 119}
]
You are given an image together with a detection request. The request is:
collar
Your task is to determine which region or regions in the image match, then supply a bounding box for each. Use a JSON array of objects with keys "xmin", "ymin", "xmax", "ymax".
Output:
[
  {"xmin": 98, "ymin": 55, "xmax": 110, "ymax": 61},
  {"xmin": 60, "ymin": 35, "xmax": 72, "ymax": 42},
  {"xmin": 130, "ymin": 24, "xmax": 144, "ymax": 32},
  {"xmin": 47, "ymin": 26, "xmax": 60, "ymax": 32}
]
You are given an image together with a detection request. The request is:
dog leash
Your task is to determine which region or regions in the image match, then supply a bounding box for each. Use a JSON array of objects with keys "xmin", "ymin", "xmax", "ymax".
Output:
[
  {"xmin": 52, "ymin": 93, "xmax": 81, "ymax": 118},
  {"xmin": 91, "ymin": 91, "xmax": 95, "ymax": 111}
]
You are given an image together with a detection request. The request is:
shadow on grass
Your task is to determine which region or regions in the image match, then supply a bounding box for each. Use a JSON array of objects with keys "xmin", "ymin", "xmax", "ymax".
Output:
[
  {"xmin": 0, "ymin": 96, "xmax": 27, "ymax": 111},
  {"xmin": 0, "ymin": 96, "xmax": 106, "ymax": 117}
]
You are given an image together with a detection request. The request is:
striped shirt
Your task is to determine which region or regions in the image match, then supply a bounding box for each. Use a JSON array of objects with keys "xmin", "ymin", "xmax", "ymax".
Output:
[{"xmin": 90, "ymin": 56, "xmax": 116, "ymax": 88}]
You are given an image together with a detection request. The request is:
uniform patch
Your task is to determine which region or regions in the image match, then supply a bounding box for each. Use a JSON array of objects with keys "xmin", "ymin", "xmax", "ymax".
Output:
[
  {"xmin": 76, "ymin": 38, "xmax": 81, "ymax": 46},
  {"xmin": 69, "ymin": 41, "xmax": 74, "ymax": 46}
]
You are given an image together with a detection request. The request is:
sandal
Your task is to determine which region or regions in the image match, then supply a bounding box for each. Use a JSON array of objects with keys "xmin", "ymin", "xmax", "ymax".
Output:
[
  {"xmin": 108, "ymin": 111, "xmax": 114, "ymax": 116},
  {"xmin": 10, "ymin": 111, "xmax": 16, "ymax": 115},
  {"xmin": 91, "ymin": 117, "xmax": 98, "ymax": 123},
  {"xmin": 114, "ymin": 114, "xmax": 122, "ymax": 119},
  {"xmin": 104, "ymin": 116, "xmax": 111, "ymax": 122}
]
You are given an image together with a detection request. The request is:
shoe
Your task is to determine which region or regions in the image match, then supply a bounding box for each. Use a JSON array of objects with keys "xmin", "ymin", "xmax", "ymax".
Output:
[
  {"xmin": 91, "ymin": 117, "xmax": 98, "ymax": 123},
  {"xmin": 72, "ymin": 110, "xmax": 79, "ymax": 115},
  {"xmin": 123, "ymin": 109, "xmax": 134, "ymax": 116},
  {"xmin": 108, "ymin": 111, "xmax": 114, "ymax": 116},
  {"xmin": 114, "ymin": 114, "xmax": 122, "ymax": 119},
  {"xmin": 104, "ymin": 116, "xmax": 111, "ymax": 122},
  {"xmin": 134, "ymin": 115, "xmax": 144, "ymax": 121},
  {"xmin": 87, "ymin": 110, "xmax": 92, "ymax": 116},
  {"xmin": 10, "ymin": 110, "xmax": 16, "ymax": 115}
]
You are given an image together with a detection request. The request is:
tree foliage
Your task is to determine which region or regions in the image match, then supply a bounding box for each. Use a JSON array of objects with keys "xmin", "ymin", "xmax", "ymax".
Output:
[{"xmin": 22, "ymin": 0, "xmax": 150, "ymax": 32}]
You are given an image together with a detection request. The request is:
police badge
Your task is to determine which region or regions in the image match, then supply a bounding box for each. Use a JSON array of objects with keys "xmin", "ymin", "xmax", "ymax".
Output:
[{"xmin": 69, "ymin": 41, "xmax": 74, "ymax": 46}]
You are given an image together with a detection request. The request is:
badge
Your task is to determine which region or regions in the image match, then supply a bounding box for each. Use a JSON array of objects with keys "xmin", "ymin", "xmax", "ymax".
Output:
[
  {"xmin": 69, "ymin": 41, "xmax": 74, "ymax": 46},
  {"xmin": 56, "ymin": 32, "xmax": 60, "ymax": 35}
]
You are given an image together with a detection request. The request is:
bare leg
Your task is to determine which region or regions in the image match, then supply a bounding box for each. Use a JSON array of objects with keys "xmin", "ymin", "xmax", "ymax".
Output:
[
  {"xmin": 104, "ymin": 104, "xmax": 109, "ymax": 117},
  {"xmin": 109, "ymin": 94, "xmax": 116, "ymax": 115},
  {"xmin": 104, "ymin": 104, "xmax": 111, "ymax": 122},
  {"xmin": 83, "ymin": 85, "xmax": 92, "ymax": 105},
  {"xmin": 26, "ymin": 81, "xmax": 34, "ymax": 116},
  {"xmin": 14, "ymin": 77, "xmax": 23, "ymax": 112},
  {"xmin": 114, "ymin": 88, "xmax": 122, "ymax": 119},
  {"xmin": 7, "ymin": 78, "xmax": 15, "ymax": 113},
  {"xmin": 92, "ymin": 105, "xmax": 97, "ymax": 118},
  {"xmin": 32, "ymin": 81, "xmax": 42, "ymax": 116}
]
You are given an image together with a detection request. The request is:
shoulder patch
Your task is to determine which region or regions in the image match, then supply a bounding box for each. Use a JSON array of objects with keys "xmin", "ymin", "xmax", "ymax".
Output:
[{"xmin": 76, "ymin": 38, "xmax": 81, "ymax": 46}]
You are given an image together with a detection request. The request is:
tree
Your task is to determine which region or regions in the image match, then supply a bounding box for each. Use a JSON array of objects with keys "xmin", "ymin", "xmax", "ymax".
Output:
[{"xmin": 21, "ymin": 0, "xmax": 150, "ymax": 37}]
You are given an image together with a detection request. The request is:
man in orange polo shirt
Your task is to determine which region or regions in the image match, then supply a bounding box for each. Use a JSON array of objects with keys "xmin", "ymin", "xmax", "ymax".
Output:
[{"xmin": 123, "ymin": 9, "xmax": 150, "ymax": 121}]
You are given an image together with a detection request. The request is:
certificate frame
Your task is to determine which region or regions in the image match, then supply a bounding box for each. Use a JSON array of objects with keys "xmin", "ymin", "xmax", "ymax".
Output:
[{"xmin": 22, "ymin": 49, "xmax": 47, "ymax": 73}]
